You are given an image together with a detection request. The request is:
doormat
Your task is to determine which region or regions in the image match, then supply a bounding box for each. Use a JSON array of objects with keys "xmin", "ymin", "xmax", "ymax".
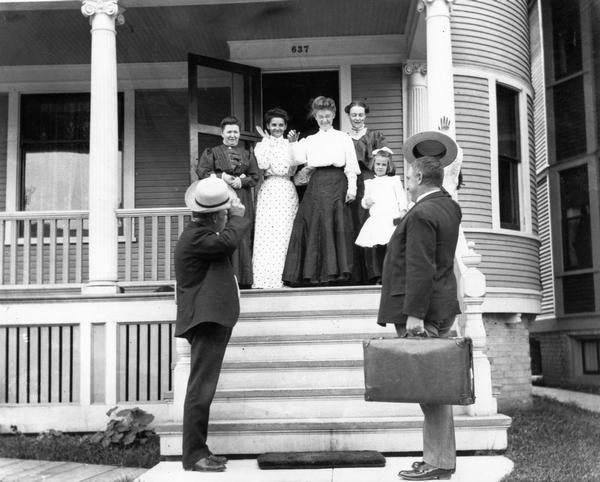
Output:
[{"xmin": 257, "ymin": 451, "xmax": 386, "ymax": 470}]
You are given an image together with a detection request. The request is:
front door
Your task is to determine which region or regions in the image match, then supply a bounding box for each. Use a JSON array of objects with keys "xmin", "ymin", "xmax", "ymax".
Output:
[{"xmin": 188, "ymin": 53, "xmax": 262, "ymax": 181}]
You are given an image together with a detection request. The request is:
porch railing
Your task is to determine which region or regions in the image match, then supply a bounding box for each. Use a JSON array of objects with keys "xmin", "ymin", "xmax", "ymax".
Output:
[
  {"xmin": 0, "ymin": 211, "xmax": 88, "ymax": 285},
  {"xmin": 0, "ymin": 208, "xmax": 190, "ymax": 287}
]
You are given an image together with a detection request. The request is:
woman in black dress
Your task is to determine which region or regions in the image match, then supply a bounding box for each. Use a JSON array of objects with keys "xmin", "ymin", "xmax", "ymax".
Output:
[
  {"xmin": 344, "ymin": 100, "xmax": 388, "ymax": 283},
  {"xmin": 195, "ymin": 116, "xmax": 258, "ymax": 287}
]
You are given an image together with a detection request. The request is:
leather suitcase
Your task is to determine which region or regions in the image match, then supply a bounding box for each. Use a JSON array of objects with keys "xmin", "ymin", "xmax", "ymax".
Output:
[{"xmin": 363, "ymin": 337, "xmax": 475, "ymax": 405}]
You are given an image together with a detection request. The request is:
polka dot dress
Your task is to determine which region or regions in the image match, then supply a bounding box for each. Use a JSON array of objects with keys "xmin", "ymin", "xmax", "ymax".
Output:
[{"xmin": 252, "ymin": 137, "xmax": 299, "ymax": 288}]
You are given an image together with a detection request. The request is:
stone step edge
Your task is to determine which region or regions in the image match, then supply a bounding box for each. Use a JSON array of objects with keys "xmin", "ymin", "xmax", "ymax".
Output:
[
  {"xmin": 238, "ymin": 309, "xmax": 379, "ymax": 320},
  {"xmin": 157, "ymin": 414, "xmax": 512, "ymax": 434},
  {"xmin": 214, "ymin": 387, "xmax": 364, "ymax": 399},
  {"xmin": 221, "ymin": 359, "xmax": 363, "ymax": 370},
  {"xmin": 227, "ymin": 333, "xmax": 379, "ymax": 345}
]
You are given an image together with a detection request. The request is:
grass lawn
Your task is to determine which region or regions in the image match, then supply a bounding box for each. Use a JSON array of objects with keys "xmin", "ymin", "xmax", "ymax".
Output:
[
  {"xmin": 0, "ymin": 430, "xmax": 160, "ymax": 468},
  {"xmin": 501, "ymin": 396, "xmax": 600, "ymax": 481}
]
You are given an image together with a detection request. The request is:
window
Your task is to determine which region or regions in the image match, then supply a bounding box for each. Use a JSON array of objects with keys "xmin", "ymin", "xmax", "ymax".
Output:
[
  {"xmin": 20, "ymin": 93, "xmax": 124, "ymax": 212},
  {"xmin": 582, "ymin": 340, "xmax": 600, "ymax": 375},
  {"xmin": 496, "ymin": 85, "xmax": 521, "ymax": 230},
  {"xmin": 551, "ymin": 0, "xmax": 582, "ymax": 80}
]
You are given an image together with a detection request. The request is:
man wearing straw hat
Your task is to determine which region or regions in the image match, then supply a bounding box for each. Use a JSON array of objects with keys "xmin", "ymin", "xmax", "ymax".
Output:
[
  {"xmin": 377, "ymin": 131, "xmax": 462, "ymax": 480},
  {"xmin": 175, "ymin": 175, "xmax": 250, "ymax": 472}
]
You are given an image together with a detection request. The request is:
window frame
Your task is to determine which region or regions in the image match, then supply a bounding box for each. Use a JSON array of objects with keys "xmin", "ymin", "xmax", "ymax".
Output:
[{"xmin": 490, "ymin": 80, "xmax": 532, "ymax": 233}]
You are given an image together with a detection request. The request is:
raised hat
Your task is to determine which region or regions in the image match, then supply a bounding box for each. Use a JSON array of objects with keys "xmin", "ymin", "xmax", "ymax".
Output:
[
  {"xmin": 403, "ymin": 130, "xmax": 458, "ymax": 168},
  {"xmin": 184, "ymin": 175, "xmax": 232, "ymax": 213}
]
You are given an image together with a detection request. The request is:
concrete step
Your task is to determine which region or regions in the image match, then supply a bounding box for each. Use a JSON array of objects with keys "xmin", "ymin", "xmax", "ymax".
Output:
[
  {"xmin": 218, "ymin": 361, "xmax": 364, "ymax": 390},
  {"xmin": 209, "ymin": 387, "xmax": 455, "ymax": 420},
  {"xmin": 158, "ymin": 414, "xmax": 512, "ymax": 455},
  {"xmin": 223, "ymin": 338, "xmax": 364, "ymax": 363}
]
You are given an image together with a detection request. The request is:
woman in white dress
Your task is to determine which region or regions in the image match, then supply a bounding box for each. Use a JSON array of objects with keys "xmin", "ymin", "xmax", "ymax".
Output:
[{"xmin": 252, "ymin": 108, "xmax": 299, "ymax": 288}]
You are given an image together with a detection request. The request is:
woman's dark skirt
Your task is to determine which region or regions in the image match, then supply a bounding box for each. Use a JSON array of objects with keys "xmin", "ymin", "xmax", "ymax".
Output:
[
  {"xmin": 283, "ymin": 166, "xmax": 355, "ymax": 285},
  {"xmin": 233, "ymin": 186, "xmax": 254, "ymax": 287}
]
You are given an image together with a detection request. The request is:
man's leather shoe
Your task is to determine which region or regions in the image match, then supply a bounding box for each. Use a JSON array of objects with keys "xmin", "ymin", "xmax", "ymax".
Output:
[
  {"xmin": 208, "ymin": 454, "xmax": 228, "ymax": 464},
  {"xmin": 398, "ymin": 465, "xmax": 454, "ymax": 480},
  {"xmin": 184, "ymin": 456, "xmax": 226, "ymax": 472},
  {"xmin": 411, "ymin": 460, "xmax": 426, "ymax": 470}
]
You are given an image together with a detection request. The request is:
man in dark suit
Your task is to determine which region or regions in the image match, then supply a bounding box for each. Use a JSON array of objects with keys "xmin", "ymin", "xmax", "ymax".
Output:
[
  {"xmin": 377, "ymin": 131, "xmax": 462, "ymax": 481},
  {"xmin": 175, "ymin": 175, "xmax": 250, "ymax": 472}
]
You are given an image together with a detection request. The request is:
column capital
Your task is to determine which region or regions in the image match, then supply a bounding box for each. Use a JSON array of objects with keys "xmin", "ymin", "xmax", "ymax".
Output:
[
  {"xmin": 403, "ymin": 62, "xmax": 427, "ymax": 76},
  {"xmin": 417, "ymin": 0, "xmax": 455, "ymax": 13},
  {"xmin": 81, "ymin": 0, "xmax": 118, "ymax": 17}
]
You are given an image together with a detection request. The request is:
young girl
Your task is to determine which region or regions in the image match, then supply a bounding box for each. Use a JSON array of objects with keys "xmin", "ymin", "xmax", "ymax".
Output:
[{"xmin": 355, "ymin": 148, "xmax": 408, "ymax": 280}]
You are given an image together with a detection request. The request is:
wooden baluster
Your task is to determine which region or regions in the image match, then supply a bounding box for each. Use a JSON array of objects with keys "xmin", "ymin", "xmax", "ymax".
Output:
[
  {"xmin": 171, "ymin": 337, "xmax": 190, "ymax": 422},
  {"xmin": 62, "ymin": 219, "xmax": 70, "ymax": 283},
  {"xmin": 124, "ymin": 216, "xmax": 132, "ymax": 281},
  {"xmin": 151, "ymin": 216, "xmax": 158, "ymax": 281},
  {"xmin": 23, "ymin": 220, "xmax": 31, "ymax": 284},
  {"xmin": 138, "ymin": 217, "xmax": 145, "ymax": 281},
  {"xmin": 0, "ymin": 219, "xmax": 5, "ymax": 285},
  {"xmin": 49, "ymin": 219, "xmax": 57, "ymax": 284},
  {"xmin": 461, "ymin": 241, "xmax": 497, "ymax": 416},
  {"xmin": 9, "ymin": 220, "xmax": 17, "ymax": 285},
  {"xmin": 164, "ymin": 215, "xmax": 172, "ymax": 282},
  {"xmin": 75, "ymin": 217, "xmax": 83, "ymax": 283},
  {"xmin": 36, "ymin": 218, "xmax": 43, "ymax": 284}
]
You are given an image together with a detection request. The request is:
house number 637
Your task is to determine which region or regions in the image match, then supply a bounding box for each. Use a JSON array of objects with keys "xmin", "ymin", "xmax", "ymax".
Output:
[{"xmin": 291, "ymin": 45, "xmax": 309, "ymax": 54}]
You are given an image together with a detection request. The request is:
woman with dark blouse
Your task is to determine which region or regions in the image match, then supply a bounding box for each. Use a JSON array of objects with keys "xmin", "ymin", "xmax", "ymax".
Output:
[
  {"xmin": 195, "ymin": 116, "xmax": 259, "ymax": 287},
  {"xmin": 345, "ymin": 100, "xmax": 388, "ymax": 284}
]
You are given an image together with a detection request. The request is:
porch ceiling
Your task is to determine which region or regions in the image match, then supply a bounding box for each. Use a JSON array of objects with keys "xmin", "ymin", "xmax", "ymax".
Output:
[{"xmin": 0, "ymin": 0, "xmax": 414, "ymax": 66}]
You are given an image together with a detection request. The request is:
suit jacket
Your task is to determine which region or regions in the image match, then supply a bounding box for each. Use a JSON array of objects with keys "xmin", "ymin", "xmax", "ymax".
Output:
[
  {"xmin": 174, "ymin": 215, "xmax": 251, "ymax": 341},
  {"xmin": 377, "ymin": 189, "xmax": 461, "ymax": 325}
]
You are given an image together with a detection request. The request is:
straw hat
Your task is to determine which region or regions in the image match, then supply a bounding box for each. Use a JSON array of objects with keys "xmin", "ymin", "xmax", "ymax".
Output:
[
  {"xmin": 403, "ymin": 130, "xmax": 458, "ymax": 168},
  {"xmin": 184, "ymin": 175, "xmax": 232, "ymax": 213}
]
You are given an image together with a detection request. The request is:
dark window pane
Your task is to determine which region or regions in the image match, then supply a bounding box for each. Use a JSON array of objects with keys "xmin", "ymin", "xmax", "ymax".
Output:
[
  {"xmin": 496, "ymin": 85, "xmax": 520, "ymax": 230},
  {"xmin": 551, "ymin": 0, "xmax": 582, "ymax": 79},
  {"xmin": 559, "ymin": 165, "xmax": 592, "ymax": 270},
  {"xmin": 499, "ymin": 157, "xmax": 520, "ymax": 229},
  {"xmin": 563, "ymin": 273, "xmax": 595, "ymax": 314},
  {"xmin": 553, "ymin": 77, "xmax": 586, "ymax": 160},
  {"xmin": 497, "ymin": 86, "xmax": 519, "ymax": 159},
  {"xmin": 582, "ymin": 340, "xmax": 600, "ymax": 374}
]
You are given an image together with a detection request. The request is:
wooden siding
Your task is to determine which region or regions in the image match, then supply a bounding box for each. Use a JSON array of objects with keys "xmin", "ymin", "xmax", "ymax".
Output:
[
  {"xmin": 528, "ymin": 95, "xmax": 538, "ymax": 235},
  {"xmin": 0, "ymin": 94, "xmax": 7, "ymax": 212},
  {"xmin": 452, "ymin": 0, "xmax": 530, "ymax": 85},
  {"xmin": 350, "ymin": 65, "xmax": 403, "ymax": 175},
  {"xmin": 537, "ymin": 176, "xmax": 555, "ymax": 315},
  {"xmin": 135, "ymin": 90, "xmax": 189, "ymax": 209},
  {"xmin": 530, "ymin": 0, "xmax": 548, "ymax": 173},
  {"xmin": 466, "ymin": 231, "xmax": 541, "ymax": 292},
  {"xmin": 454, "ymin": 75, "xmax": 492, "ymax": 228}
]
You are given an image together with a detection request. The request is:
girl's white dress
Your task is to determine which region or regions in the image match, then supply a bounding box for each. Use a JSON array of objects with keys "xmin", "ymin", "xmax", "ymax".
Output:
[
  {"xmin": 252, "ymin": 137, "xmax": 299, "ymax": 288},
  {"xmin": 355, "ymin": 175, "xmax": 408, "ymax": 247}
]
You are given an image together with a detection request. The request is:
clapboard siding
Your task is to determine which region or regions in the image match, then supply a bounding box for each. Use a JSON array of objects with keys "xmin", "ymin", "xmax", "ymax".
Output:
[
  {"xmin": 466, "ymin": 231, "xmax": 541, "ymax": 291},
  {"xmin": 135, "ymin": 90, "xmax": 189, "ymax": 208},
  {"xmin": 0, "ymin": 94, "xmax": 7, "ymax": 212},
  {"xmin": 452, "ymin": 0, "xmax": 530, "ymax": 85},
  {"xmin": 537, "ymin": 176, "xmax": 555, "ymax": 315},
  {"xmin": 529, "ymin": 0, "xmax": 548, "ymax": 173},
  {"xmin": 454, "ymin": 75, "xmax": 492, "ymax": 228},
  {"xmin": 351, "ymin": 64, "xmax": 403, "ymax": 174},
  {"xmin": 528, "ymin": 95, "xmax": 538, "ymax": 235}
]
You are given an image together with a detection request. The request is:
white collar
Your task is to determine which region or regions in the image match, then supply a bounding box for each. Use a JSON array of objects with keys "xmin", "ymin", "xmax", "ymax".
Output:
[{"xmin": 416, "ymin": 188, "xmax": 440, "ymax": 203}]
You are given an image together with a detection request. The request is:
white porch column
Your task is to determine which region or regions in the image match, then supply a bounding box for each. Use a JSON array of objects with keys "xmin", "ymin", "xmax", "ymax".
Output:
[
  {"xmin": 171, "ymin": 338, "xmax": 191, "ymax": 422},
  {"xmin": 419, "ymin": 0, "xmax": 456, "ymax": 137},
  {"xmin": 403, "ymin": 62, "xmax": 428, "ymax": 138},
  {"xmin": 81, "ymin": 0, "xmax": 122, "ymax": 295}
]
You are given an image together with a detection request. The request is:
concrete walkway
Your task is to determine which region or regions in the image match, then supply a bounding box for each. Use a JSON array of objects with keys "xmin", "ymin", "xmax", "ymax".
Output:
[
  {"xmin": 0, "ymin": 457, "xmax": 146, "ymax": 481},
  {"xmin": 136, "ymin": 456, "xmax": 514, "ymax": 482},
  {"xmin": 533, "ymin": 386, "xmax": 600, "ymax": 413}
]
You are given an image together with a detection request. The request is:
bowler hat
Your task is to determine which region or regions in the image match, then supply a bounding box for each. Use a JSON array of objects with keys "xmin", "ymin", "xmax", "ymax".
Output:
[
  {"xmin": 403, "ymin": 130, "xmax": 458, "ymax": 168},
  {"xmin": 184, "ymin": 175, "xmax": 232, "ymax": 213}
]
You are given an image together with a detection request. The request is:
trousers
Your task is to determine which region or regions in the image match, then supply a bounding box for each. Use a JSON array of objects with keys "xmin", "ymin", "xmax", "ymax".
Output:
[
  {"xmin": 395, "ymin": 319, "xmax": 456, "ymax": 470},
  {"xmin": 182, "ymin": 322, "xmax": 232, "ymax": 469}
]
